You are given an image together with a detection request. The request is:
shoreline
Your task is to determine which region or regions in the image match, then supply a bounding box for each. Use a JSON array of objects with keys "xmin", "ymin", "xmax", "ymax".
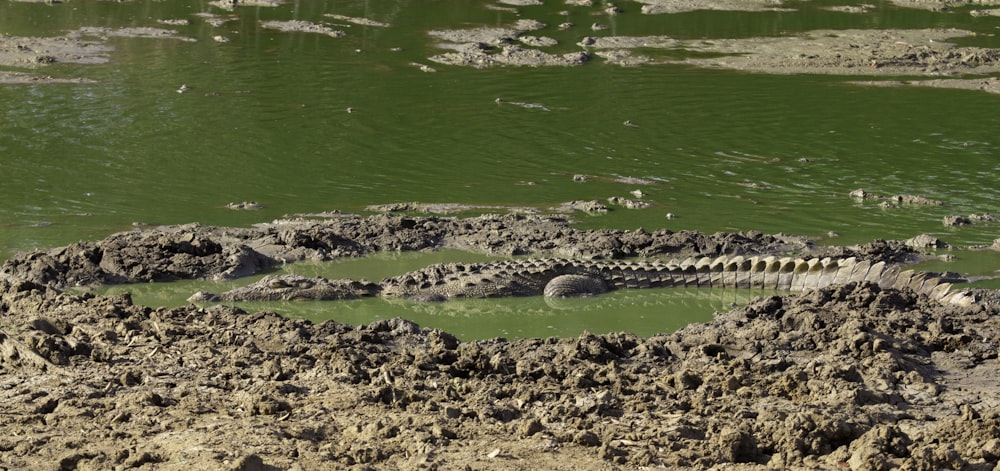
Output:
[
  {"xmin": 3, "ymin": 214, "xmax": 1000, "ymax": 469},
  {"xmin": 5, "ymin": 0, "xmax": 1000, "ymax": 467}
]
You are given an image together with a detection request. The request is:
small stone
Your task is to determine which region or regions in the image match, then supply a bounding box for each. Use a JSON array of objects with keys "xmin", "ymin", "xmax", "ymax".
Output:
[
  {"xmin": 432, "ymin": 424, "xmax": 457, "ymax": 439},
  {"xmin": 905, "ymin": 234, "xmax": 945, "ymax": 249},
  {"xmin": 849, "ymin": 188, "xmax": 872, "ymax": 200},
  {"xmin": 573, "ymin": 430, "xmax": 602, "ymax": 447},
  {"xmin": 943, "ymin": 214, "xmax": 971, "ymax": 226},
  {"xmin": 229, "ymin": 454, "xmax": 267, "ymax": 471},
  {"xmin": 518, "ymin": 418, "xmax": 544, "ymax": 437},
  {"xmin": 674, "ymin": 370, "xmax": 702, "ymax": 390}
]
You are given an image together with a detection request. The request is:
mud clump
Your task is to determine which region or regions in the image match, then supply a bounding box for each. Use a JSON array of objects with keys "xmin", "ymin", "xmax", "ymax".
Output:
[
  {"xmin": 2, "ymin": 271, "xmax": 1000, "ymax": 468},
  {"xmin": 2, "ymin": 214, "xmax": 998, "ymax": 469},
  {"xmin": 1, "ymin": 214, "xmax": 829, "ymax": 289}
]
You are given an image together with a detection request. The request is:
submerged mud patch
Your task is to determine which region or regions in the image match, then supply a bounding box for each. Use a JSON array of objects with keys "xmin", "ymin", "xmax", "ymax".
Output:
[
  {"xmin": 260, "ymin": 20, "xmax": 346, "ymax": 38},
  {"xmin": 581, "ymin": 28, "xmax": 1000, "ymax": 76},
  {"xmin": 854, "ymin": 76, "xmax": 1000, "ymax": 95},
  {"xmin": 635, "ymin": 0, "xmax": 794, "ymax": 14},
  {"xmin": 0, "ymin": 32, "xmax": 112, "ymax": 68},
  {"xmin": 425, "ymin": 19, "xmax": 1000, "ymax": 95},
  {"xmin": 428, "ymin": 19, "xmax": 591, "ymax": 68}
]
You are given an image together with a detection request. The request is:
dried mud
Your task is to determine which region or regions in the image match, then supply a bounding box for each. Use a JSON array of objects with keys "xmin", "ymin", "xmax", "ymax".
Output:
[{"xmin": 3, "ymin": 214, "xmax": 1000, "ymax": 469}]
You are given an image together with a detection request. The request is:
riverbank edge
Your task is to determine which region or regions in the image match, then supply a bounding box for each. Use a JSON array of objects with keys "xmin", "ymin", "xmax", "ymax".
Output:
[{"xmin": 2, "ymin": 214, "xmax": 999, "ymax": 469}]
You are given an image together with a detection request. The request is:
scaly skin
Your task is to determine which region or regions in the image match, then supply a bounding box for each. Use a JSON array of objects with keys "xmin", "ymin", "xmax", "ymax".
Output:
[
  {"xmin": 189, "ymin": 255, "xmax": 969, "ymax": 304},
  {"xmin": 188, "ymin": 274, "xmax": 380, "ymax": 302}
]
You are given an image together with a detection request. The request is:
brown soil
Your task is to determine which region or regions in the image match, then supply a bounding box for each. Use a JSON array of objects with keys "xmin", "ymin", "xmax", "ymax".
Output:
[{"xmin": 2, "ymin": 214, "xmax": 1000, "ymax": 470}]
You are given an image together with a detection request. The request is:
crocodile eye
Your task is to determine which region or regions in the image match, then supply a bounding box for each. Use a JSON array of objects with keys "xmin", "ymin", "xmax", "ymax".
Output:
[{"xmin": 269, "ymin": 280, "xmax": 288, "ymax": 289}]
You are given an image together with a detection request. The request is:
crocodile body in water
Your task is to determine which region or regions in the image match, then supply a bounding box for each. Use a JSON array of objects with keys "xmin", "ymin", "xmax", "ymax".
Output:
[{"xmin": 188, "ymin": 255, "xmax": 972, "ymax": 304}]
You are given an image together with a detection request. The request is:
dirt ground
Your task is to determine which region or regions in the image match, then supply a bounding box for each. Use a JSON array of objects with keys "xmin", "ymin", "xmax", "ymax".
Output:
[{"xmin": 2, "ymin": 214, "xmax": 999, "ymax": 470}]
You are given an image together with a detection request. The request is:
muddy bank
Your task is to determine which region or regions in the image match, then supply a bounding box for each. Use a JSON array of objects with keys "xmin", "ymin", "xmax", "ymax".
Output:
[
  {"xmin": 2, "ymin": 215, "xmax": 1000, "ymax": 469},
  {"xmin": 2, "ymin": 214, "xmax": 835, "ymax": 289}
]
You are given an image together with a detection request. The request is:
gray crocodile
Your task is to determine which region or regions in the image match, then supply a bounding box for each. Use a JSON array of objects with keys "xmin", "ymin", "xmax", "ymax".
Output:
[
  {"xmin": 188, "ymin": 255, "xmax": 973, "ymax": 305},
  {"xmin": 189, "ymin": 275, "xmax": 380, "ymax": 302}
]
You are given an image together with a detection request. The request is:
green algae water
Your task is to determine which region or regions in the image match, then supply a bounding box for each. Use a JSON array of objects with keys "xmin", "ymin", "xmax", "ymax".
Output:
[
  {"xmin": 95, "ymin": 249, "xmax": 763, "ymax": 340},
  {"xmin": 4, "ymin": 0, "xmax": 1000, "ymax": 339}
]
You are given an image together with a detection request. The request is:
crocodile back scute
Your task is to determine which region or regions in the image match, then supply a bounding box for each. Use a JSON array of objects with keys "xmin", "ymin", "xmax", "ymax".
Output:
[
  {"xmin": 201, "ymin": 255, "xmax": 961, "ymax": 302},
  {"xmin": 377, "ymin": 255, "xmax": 956, "ymax": 300}
]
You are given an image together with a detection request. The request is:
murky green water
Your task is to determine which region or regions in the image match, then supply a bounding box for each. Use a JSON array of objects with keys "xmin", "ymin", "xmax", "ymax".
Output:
[
  {"xmin": 95, "ymin": 249, "xmax": 766, "ymax": 340},
  {"xmin": 3, "ymin": 0, "xmax": 1000, "ymax": 338}
]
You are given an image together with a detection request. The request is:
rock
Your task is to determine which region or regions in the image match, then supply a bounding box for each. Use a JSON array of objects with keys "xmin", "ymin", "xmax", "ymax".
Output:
[
  {"xmin": 850, "ymin": 188, "xmax": 874, "ymax": 200},
  {"xmin": 905, "ymin": 234, "xmax": 945, "ymax": 248},
  {"xmin": 226, "ymin": 201, "xmax": 263, "ymax": 210},
  {"xmin": 607, "ymin": 196, "xmax": 651, "ymax": 209},
  {"xmin": 229, "ymin": 454, "xmax": 268, "ymax": 471},
  {"xmin": 517, "ymin": 418, "xmax": 544, "ymax": 437},
  {"xmin": 943, "ymin": 214, "xmax": 971, "ymax": 226},
  {"xmin": 712, "ymin": 430, "xmax": 758, "ymax": 463},
  {"xmin": 573, "ymin": 430, "xmax": 602, "ymax": 447}
]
